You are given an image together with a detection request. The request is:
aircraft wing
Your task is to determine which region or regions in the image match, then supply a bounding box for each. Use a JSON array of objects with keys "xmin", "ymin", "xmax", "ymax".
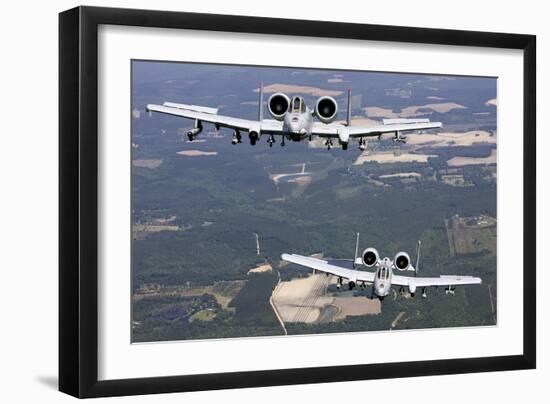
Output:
[
  {"xmin": 312, "ymin": 119, "xmax": 442, "ymax": 139},
  {"xmin": 391, "ymin": 273, "xmax": 482, "ymax": 288},
  {"xmin": 348, "ymin": 121, "xmax": 442, "ymax": 137},
  {"xmin": 281, "ymin": 253, "xmax": 375, "ymax": 283},
  {"xmin": 146, "ymin": 103, "xmax": 284, "ymax": 134}
]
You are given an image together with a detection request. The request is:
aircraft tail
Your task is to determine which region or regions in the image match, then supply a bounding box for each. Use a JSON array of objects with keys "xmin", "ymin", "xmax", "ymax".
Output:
[
  {"xmin": 259, "ymin": 81, "xmax": 264, "ymax": 121},
  {"xmin": 346, "ymin": 88, "xmax": 352, "ymax": 126},
  {"xmin": 353, "ymin": 232, "xmax": 360, "ymax": 269},
  {"xmin": 415, "ymin": 240, "xmax": 421, "ymax": 276}
]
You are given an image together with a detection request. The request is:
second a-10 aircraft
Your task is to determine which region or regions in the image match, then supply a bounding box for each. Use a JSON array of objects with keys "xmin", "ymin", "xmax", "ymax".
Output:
[
  {"xmin": 146, "ymin": 83, "xmax": 441, "ymax": 151},
  {"xmin": 282, "ymin": 234, "xmax": 482, "ymax": 300}
]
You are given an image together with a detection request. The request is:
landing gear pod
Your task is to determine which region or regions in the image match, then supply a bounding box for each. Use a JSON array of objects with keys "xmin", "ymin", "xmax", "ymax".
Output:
[{"xmin": 249, "ymin": 130, "xmax": 260, "ymax": 145}]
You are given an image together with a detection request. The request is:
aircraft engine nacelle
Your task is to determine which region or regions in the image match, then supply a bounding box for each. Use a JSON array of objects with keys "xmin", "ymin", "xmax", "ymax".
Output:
[
  {"xmin": 315, "ymin": 96, "xmax": 338, "ymax": 123},
  {"xmin": 393, "ymin": 252, "xmax": 411, "ymax": 271},
  {"xmin": 362, "ymin": 248, "xmax": 379, "ymax": 268},
  {"xmin": 268, "ymin": 93, "xmax": 290, "ymax": 121}
]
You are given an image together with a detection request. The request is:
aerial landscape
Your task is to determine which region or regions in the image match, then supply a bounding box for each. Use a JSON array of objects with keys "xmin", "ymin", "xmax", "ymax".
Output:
[{"xmin": 131, "ymin": 60, "xmax": 497, "ymax": 342}]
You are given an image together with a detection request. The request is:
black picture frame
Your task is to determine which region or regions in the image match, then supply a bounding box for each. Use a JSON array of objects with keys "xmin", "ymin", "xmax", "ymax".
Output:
[{"xmin": 59, "ymin": 5, "xmax": 536, "ymax": 398}]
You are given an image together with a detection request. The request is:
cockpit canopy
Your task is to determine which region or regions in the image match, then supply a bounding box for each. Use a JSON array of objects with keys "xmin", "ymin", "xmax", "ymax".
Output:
[
  {"xmin": 290, "ymin": 96, "xmax": 306, "ymax": 113},
  {"xmin": 377, "ymin": 266, "xmax": 390, "ymax": 280}
]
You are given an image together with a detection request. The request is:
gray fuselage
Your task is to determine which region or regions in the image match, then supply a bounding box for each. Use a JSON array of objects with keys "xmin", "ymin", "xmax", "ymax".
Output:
[
  {"xmin": 373, "ymin": 257, "xmax": 393, "ymax": 297},
  {"xmin": 282, "ymin": 96, "xmax": 313, "ymax": 140}
]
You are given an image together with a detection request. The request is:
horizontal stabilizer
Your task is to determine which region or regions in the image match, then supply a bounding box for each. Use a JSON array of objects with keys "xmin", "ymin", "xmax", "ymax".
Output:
[{"xmin": 163, "ymin": 102, "xmax": 218, "ymax": 115}]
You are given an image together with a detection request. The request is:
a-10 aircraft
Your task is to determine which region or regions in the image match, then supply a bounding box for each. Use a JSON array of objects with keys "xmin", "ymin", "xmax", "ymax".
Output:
[
  {"xmin": 146, "ymin": 84, "xmax": 442, "ymax": 151},
  {"xmin": 281, "ymin": 234, "xmax": 482, "ymax": 300}
]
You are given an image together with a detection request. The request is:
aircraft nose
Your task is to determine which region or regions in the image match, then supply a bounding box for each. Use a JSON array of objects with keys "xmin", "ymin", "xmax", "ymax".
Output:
[{"xmin": 289, "ymin": 123, "xmax": 299, "ymax": 133}]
